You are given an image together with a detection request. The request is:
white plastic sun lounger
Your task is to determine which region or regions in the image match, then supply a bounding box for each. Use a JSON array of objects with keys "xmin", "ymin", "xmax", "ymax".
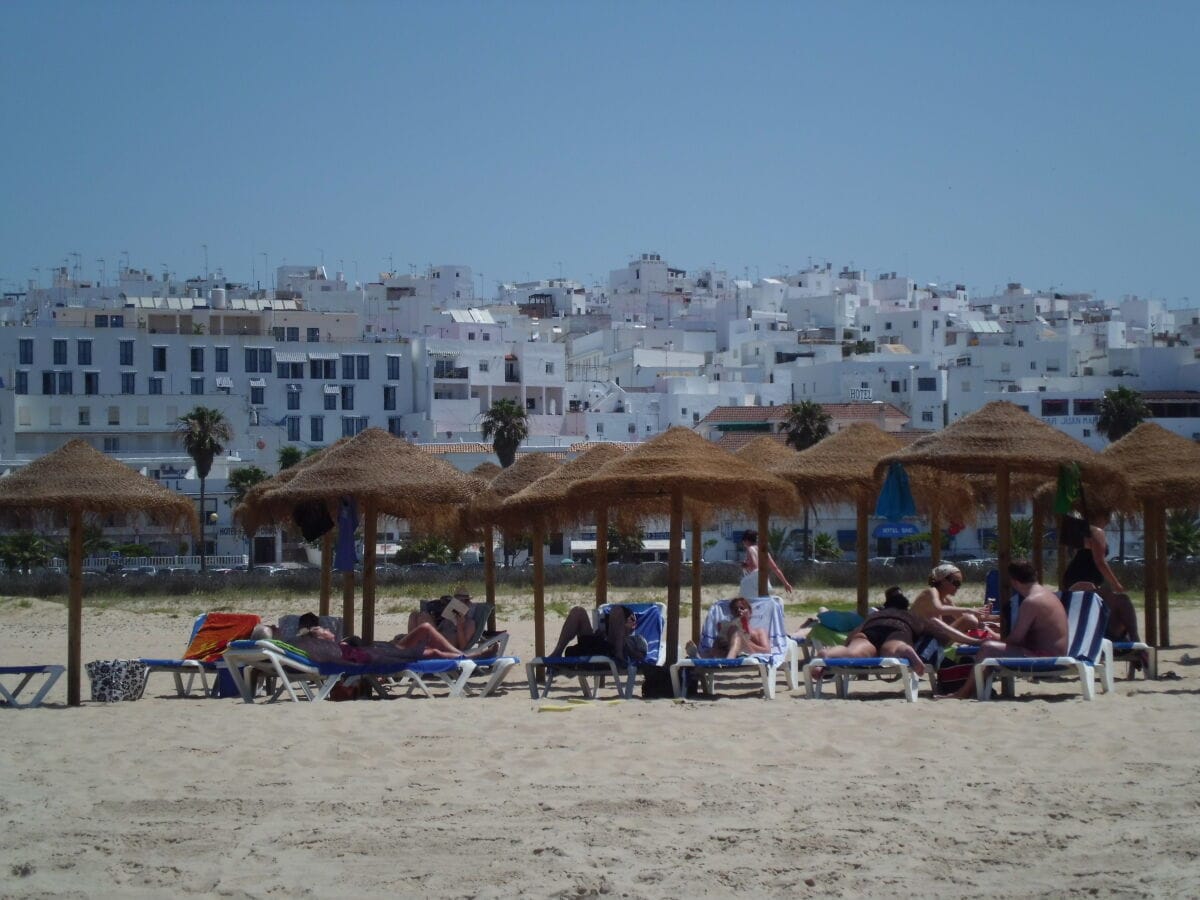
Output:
[{"xmin": 0, "ymin": 665, "xmax": 65, "ymax": 708}]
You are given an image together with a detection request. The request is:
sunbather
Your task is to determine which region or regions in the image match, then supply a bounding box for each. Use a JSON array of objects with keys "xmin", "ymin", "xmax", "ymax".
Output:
[
  {"xmin": 938, "ymin": 559, "xmax": 1069, "ymax": 700},
  {"xmin": 691, "ymin": 597, "xmax": 771, "ymax": 658},
  {"xmin": 816, "ymin": 588, "xmax": 980, "ymax": 677},
  {"xmin": 548, "ymin": 605, "xmax": 648, "ymax": 665},
  {"xmin": 911, "ymin": 564, "xmax": 995, "ymax": 634},
  {"xmin": 407, "ymin": 588, "xmax": 485, "ymax": 651},
  {"xmin": 294, "ymin": 622, "xmax": 485, "ymax": 663}
]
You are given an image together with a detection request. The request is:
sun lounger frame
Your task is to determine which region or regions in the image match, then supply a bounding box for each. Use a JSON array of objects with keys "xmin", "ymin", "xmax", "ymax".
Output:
[{"xmin": 0, "ymin": 665, "xmax": 65, "ymax": 708}]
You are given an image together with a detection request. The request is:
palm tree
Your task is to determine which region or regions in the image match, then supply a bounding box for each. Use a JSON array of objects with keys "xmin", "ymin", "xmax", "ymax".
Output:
[
  {"xmin": 781, "ymin": 400, "xmax": 832, "ymax": 558},
  {"xmin": 480, "ymin": 398, "xmax": 529, "ymax": 468},
  {"xmin": 1166, "ymin": 509, "xmax": 1200, "ymax": 560},
  {"xmin": 812, "ymin": 532, "xmax": 842, "ymax": 561},
  {"xmin": 1096, "ymin": 386, "xmax": 1149, "ymax": 559},
  {"xmin": 277, "ymin": 445, "xmax": 303, "ymax": 471},
  {"xmin": 177, "ymin": 406, "xmax": 233, "ymax": 572}
]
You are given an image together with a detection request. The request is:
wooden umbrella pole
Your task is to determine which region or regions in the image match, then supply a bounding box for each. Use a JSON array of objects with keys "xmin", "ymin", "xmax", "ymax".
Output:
[
  {"xmin": 319, "ymin": 532, "xmax": 333, "ymax": 617},
  {"xmin": 1157, "ymin": 505, "xmax": 1170, "ymax": 647},
  {"xmin": 1143, "ymin": 501, "xmax": 1158, "ymax": 647},
  {"xmin": 856, "ymin": 498, "xmax": 868, "ymax": 617},
  {"xmin": 1032, "ymin": 504, "xmax": 1045, "ymax": 583},
  {"xmin": 997, "ymin": 467, "xmax": 1012, "ymax": 639},
  {"xmin": 757, "ymin": 500, "xmax": 769, "ymax": 598},
  {"xmin": 361, "ymin": 501, "xmax": 377, "ymax": 642},
  {"xmin": 595, "ymin": 506, "xmax": 608, "ymax": 608},
  {"xmin": 484, "ymin": 525, "xmax": 496, "ymax": 631},
  {"xmin": 67, "ymin": 510, "xmax": 83, "ymax": 707},
  {"xmin": 691, "ymin": 518, "xmax": 702, "ymax": 645},
  {"xmin": 533, "ymin": 522, "xmax": 546, "ymax": 659},
  {"xmin": 930, "ymin": 506, "xmax": 942, "ymax": 567},
  {"xmin": 666, "ymin": 487, "xmax": 683, "ymax": 666}
]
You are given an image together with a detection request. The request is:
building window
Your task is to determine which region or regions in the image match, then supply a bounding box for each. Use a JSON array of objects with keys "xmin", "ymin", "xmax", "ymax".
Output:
[
  {"xmin": 149, "ymin": 377, "xmax": 163, "ymax": 395},
  {"xmin": 78, "ymin": 406, "xmax": 90, "ymax": 426},
  {"xmin": 119, "ymin": 340, "xmax": 134, "ymax": 366},
  {"xmin": 245, "ymin": 348, "xmax": 271, "ymax": 372},
  {"xmin": 324, "ymin": 392, "xmax": 337, "ymax": 411},
  {"xmin": 286, "ymin": 326, "xmax": 299, "ymax": 342},
  {"xmin": 84, "ymin": 372, "xmax": 99, "ymax": 395},
  {"xmin": 53, "ymin": 340, "xmax": 67, "ymax": 365},
  {"xmin": 41, "ymin": 372, "xmax": 56, "ymax": 395},
  {"xmin": 121, "ymin": 372, "xmax": 135, "ymax": 394},
  {"xmin": 287, "ymin": 386, "xmax": 300, "ymax": 410},
  {"xmin": 383, "ymin": 385, "xmax": 396, "ymax": 411},
  {"xmin": 387, "ymin": 355, "xmax": 401, "ymax": 380},
  {"xmin": 108, "ymin": 406, "xmax": 120, "ymax": 426},
  {"xmin": 917, "ymin": 377, "xmax": 937, "ymax": 391},
  {"xmin": 250, "ymin": 385, "xmax": 264, "ymax": 405},
  {"xmin": 596, "ymin": 423, "xmax": 604, "ymax": 435},
  {"xmin": 110, "ymin": 315, "xmax": 124, "ymax": 328},
  {"xmin": 341, "ymin": 416, "xmax": 368, "ymax": 437},
  {"xmin": 311, "ymin": 358, "xmax": 336, "ymax": 379},
  {"xmin": 272, "ymin": 326, "xmax": 285, "ymax": 342},
  {"xmin": 356, "ymin": 355, "xmax": 369, "ymax": 380},
  {"xmin": 95, "ymin": 314, "xmax": 108, "ymax": 328},
  {"xmin": 310, "ymin": 416, "xmax": 324, "ymax": 442},
  {"xmin": 628, "ymin": 423, "xmax": 636, "ymax": 434},
  {"xmin": 103, "ymin": 437, "xmax": 120, "ymax": 452},
  {"xmin": 215, "ymin": 347, "xmax": 229, "ymax": 372},
  {"xmin": 15, "ymin": 371, "xmax": 28, "ymax": 395},
  {"xmin": 77, "ymin": 340, "xmax": 92, "ymax": 366},
  {"xmin": 693, "ymin": 412, "xmax": 700, "ymax": 423},
  {"xmin": 479, "ymin": 360, "xmax": 489, "ymax": 373},
  {"xmin": 286, "ymin": 416, "xmax": 301, "ymax": 441},
  {"xmin": 58, "ymin": 372, "xmax": 73, "ymax": 395},
  {"xmin": 19, "ymin": 338, "xmax": 33, "ymax": 365},
  {"xmin": 307, "ymin": 327, "xmax": 320, "ymax": 343},
  {"xmin": 922, "ymin": 410, "xmax": 934, "ymax": 423},
  {"xmin": 1074, "ymin": 399, "xmax": 1098, "ymax": 415},
  {"xmin": 1041, "ymin": 398, "xmax": 1069, "ymax": 417},
  {"xmin": 341, "ymin": 355, "xmax": 355, "ymax": 380},
  {"xmin": 468, "ymin": 332, "xmax": 475, "ymax": 341},
  {"xmin": 190, "ymin": 377, "xmax": 205, "ymax": 395},
  {"xmin": 545, "ymin": 362, "xmax": 554, "ymax": 375},
  {"xmin": 153, "ymin": 346, "xmax": 167, "ymax": 372},
  {"xmin": 190, "ymin": 347, "xmax": 204, "ymax": 372},
  {"xmin": 1082, "ymin": 428, "xmax": 1091, "ymax": 438},
  {"xmin": 482, "ymin": 332, "xmax": 491, "ymax": 342},
  {"xmin": 1030, "ymin": 360, "xmax": 1037, "ymax": 370},
  {"xmin": 340, "ymin": 385, "xmax": 355, "ymax": 410},
  {"xmin": 388, "ymin": 416, "xmax": 404, "ymax": 436}
]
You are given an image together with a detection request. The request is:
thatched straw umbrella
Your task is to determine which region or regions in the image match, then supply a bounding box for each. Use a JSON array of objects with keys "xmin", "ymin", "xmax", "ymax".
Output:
[
  {"xmin": 774, "ymin": 423, "xmax": 974, "ymax": 616},
  {"xmin": 877, "ymin": 401, "xmax": 1128, "ymax": 630},
  {"xmin": 469, "ymin": 452, "xmax": 562, "ymax": 638},
  {"xmin": 496, "ymin": 444, "xmax": 627, "ymax": 655},
  {"xmin": 0, "ymin": 440, "xmax": 198, "ymax": 706},
  {"xmin": 235, "ymin": 439, "xmax": 352, "ymax": 618},
  {"xmin": 568, "ymin": 427, "xmax": 796, "ymax": 665},
  {"xmin": 1098, "ymin": 423, "xmax": 1200, "ymax": 646},
  {"xmin": 243, "ymin": 428, "xmax": 486, "ymax": 641},
  {"xmin": 468, "ymin": 461, "xmax": 503, "ymax": 607}
]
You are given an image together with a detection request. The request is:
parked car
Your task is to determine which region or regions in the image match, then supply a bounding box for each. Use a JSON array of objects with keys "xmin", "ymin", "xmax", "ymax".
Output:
[
  {"xmin": 868, "ymin": 556, "xmax": 896, "ymax": 567},
  {"xmin": 252, "ymin": 564, "xmax": 285, "ymax": 576},
  {"xmin": 119, "ymin": 565, "xmax": 158, "ymax": 577},
  {"xmin": 159, "ymin": 566, "xmax": 193, "ymax": 575}
]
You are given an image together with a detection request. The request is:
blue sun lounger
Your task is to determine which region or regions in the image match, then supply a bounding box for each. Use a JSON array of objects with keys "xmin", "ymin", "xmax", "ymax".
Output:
[
  {"xmin": 222, "ymin": 640, "xmax": 518, "ymax": 702},
  {"xmin": 670, "ymin": 597, "xmax": 799, "ymax": 699},
  {"xmin": 526, "ymin": 602, "xmax": 666, "ymax": 700},
  {"xmin": 0, "ymin": 665, "xmax": 65, "ymax": 708},
  {"xmin": 139, "ymin": 613, "xmax": 219, "ymax": 698},
  {"xmin": 975, "ymin": 589, "xmax": 1114, "ymax": 701}
]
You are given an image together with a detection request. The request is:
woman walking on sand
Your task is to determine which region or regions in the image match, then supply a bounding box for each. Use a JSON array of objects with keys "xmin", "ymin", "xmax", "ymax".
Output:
[{"xmin": 739, "ymin": 529, "xmax": 792, "ymax": 598}]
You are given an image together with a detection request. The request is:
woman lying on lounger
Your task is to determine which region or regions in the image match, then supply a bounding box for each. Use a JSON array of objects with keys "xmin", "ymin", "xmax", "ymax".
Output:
[
  {"xmin": 547, "ymin": 605, "xmax": 648, "ymax": 665},
  {"xmin": 814, "ymin": 588, "xmax": 981, "ymax": 677},
  {"xmin": 293, "ymin": 622, "xmax": 490, "ymax": 664}
]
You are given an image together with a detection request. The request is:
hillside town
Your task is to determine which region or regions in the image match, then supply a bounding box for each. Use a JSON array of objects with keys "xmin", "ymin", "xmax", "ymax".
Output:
[{"xmin": 2, "ymin": 251, "xmax": 1198, "ymax": 565}]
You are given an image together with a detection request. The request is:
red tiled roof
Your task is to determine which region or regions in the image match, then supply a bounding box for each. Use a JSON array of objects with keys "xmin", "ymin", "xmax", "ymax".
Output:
[
  {"xmin": 714, "ymin": 432, "xmax": 789, "ymax": 451},
  {"xmin": 417, "ymin": 442, "xmax": 492, "ymax": 454}
]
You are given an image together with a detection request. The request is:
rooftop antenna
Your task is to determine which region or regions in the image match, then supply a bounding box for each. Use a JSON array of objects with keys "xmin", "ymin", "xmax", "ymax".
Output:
[
  {"xmin": 119, "ymin": 250, "xmax": 130, "ymax": 275},
  {"xmin": 202, "ymin": 243, "xmax": 208, "ymax": 281},
  {"xmin": 96, "ymin": 257, "xmax": 105, "ymax": 287}
]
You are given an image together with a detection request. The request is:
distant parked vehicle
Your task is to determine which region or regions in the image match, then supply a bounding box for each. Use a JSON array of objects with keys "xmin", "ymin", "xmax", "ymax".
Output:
[
  {"xmin": 120, "ymin": 565, "xmax": 158, "ymax": 577},
  {"xmin": 868, "ymin": 556, "xmax": 896, "ymax": 567},
  {"xmin": 159, "ymin": 566, "xmax": 193, "ymax": 575},
  {"xmin": 252, "ymin": 564, "xmax": 285, "ymax": 576}
]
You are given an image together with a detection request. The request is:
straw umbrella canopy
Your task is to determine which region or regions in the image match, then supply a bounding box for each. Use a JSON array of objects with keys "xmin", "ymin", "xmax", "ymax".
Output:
[
  {"xmin": 1098, "ymin": 423, "xmax": 1200, "ymax": 646},
  {"xmin": 0, "ymin": 440, "xmax": 198, "ymax": 706},
  {"xmin": 877, "ymin": 401, "xmax": 1128, "ymax": 628},
  {"xmin": 494, "ymin": 444, "xmax": 627, "ymax": 655},
  {"xmin": 773, "ymin": 423, "xmax": 974, "ymax": 615},
  {"xmin": 244, "ymin": 428, "xmax": 487, "ymax": 642},
  {"xmin": 469, "ymin": 452, "xmax": 562, "ymax": 637},
  {"xmin": 568, "ymin": 427, "xmax": 796, "ymax": 665},
  {"xmin": 470, "ymin": 461, "xmax": 503, "ymax": 483}
]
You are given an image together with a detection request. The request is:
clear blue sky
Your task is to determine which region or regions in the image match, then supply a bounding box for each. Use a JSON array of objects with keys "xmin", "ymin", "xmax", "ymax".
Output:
[{"xmin": 2, "ymin": 1, "xmax": 1196, "ymax": 302}]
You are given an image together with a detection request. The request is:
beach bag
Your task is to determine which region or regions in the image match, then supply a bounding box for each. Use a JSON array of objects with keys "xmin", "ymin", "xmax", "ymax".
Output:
[
  {"xmin": 934, "ymin": 653, "xmax": 973, "ymax": 695},
  {"xmin": 640, "ymin": 666, "xmax": 674, "ymax": 699},
  {"xmin": 86, "ymin": 659, "xmax": 150, "ymax": 702}
]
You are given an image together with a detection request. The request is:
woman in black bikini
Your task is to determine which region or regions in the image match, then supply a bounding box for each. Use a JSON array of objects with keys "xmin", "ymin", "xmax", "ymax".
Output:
[
  {"xmin": 817, "ymin": 588, "xmax": 981, "ymax": 676},
  {"xmin": 1060, "ymin": 511, "xmax": 1145, "ymax": 660}
]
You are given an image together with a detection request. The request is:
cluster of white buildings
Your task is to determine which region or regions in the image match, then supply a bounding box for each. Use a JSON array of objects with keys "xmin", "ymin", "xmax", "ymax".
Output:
[{"xmin": 2, "ymin": 251, "xmax": 1197, "ymax": 565}]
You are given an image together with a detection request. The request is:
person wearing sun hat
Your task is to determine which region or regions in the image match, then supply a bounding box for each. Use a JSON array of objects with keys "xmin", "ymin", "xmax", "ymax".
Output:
[{"xmin": 911, "ymin": 563, "xmax": 995, "ymax": 635}]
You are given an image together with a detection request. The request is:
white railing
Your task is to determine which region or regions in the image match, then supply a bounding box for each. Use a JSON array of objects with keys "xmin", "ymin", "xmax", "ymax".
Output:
[{"xmin": 51, "ymin": 554, "xmax": 250, "ymax": 572}]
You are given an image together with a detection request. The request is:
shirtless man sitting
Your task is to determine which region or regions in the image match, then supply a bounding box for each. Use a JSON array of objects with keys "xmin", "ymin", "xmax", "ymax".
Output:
[{"xmin": 940, "ymin": 559, "xmax": 1068, "ymax": 700}]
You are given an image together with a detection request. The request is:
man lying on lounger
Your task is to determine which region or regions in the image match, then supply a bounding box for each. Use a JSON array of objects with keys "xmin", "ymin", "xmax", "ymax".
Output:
[{"xmin": 937, "ymin": 559, "xmax": 1069, "ymax": 700}]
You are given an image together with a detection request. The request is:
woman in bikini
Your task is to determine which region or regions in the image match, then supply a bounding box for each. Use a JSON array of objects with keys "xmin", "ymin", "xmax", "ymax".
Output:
[
  {"xmin": 910, "ymin": 563, "xmax": 995, "ymax": 634},
  {"xmin": 739, "ymin": 530, "xmax": 792, "ymax": 598}
]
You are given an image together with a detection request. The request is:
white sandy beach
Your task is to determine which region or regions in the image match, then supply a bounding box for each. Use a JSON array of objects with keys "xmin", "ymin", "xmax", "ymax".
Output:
[{"xmin": 2, "ymin": 585, "xmax": 1199, "ymax": 899}]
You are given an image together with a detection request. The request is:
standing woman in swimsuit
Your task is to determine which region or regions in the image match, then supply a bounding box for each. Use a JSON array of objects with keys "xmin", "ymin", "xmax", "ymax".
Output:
[{"xmin": 739, "ymin": 530, "xmax": 792, "ymax": 598}]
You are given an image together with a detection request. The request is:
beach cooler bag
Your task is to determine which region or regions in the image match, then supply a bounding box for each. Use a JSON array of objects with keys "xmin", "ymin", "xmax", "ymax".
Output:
[{"xmin": 86, "ymin": 659, "xmax": 150, "ymax": 702}]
